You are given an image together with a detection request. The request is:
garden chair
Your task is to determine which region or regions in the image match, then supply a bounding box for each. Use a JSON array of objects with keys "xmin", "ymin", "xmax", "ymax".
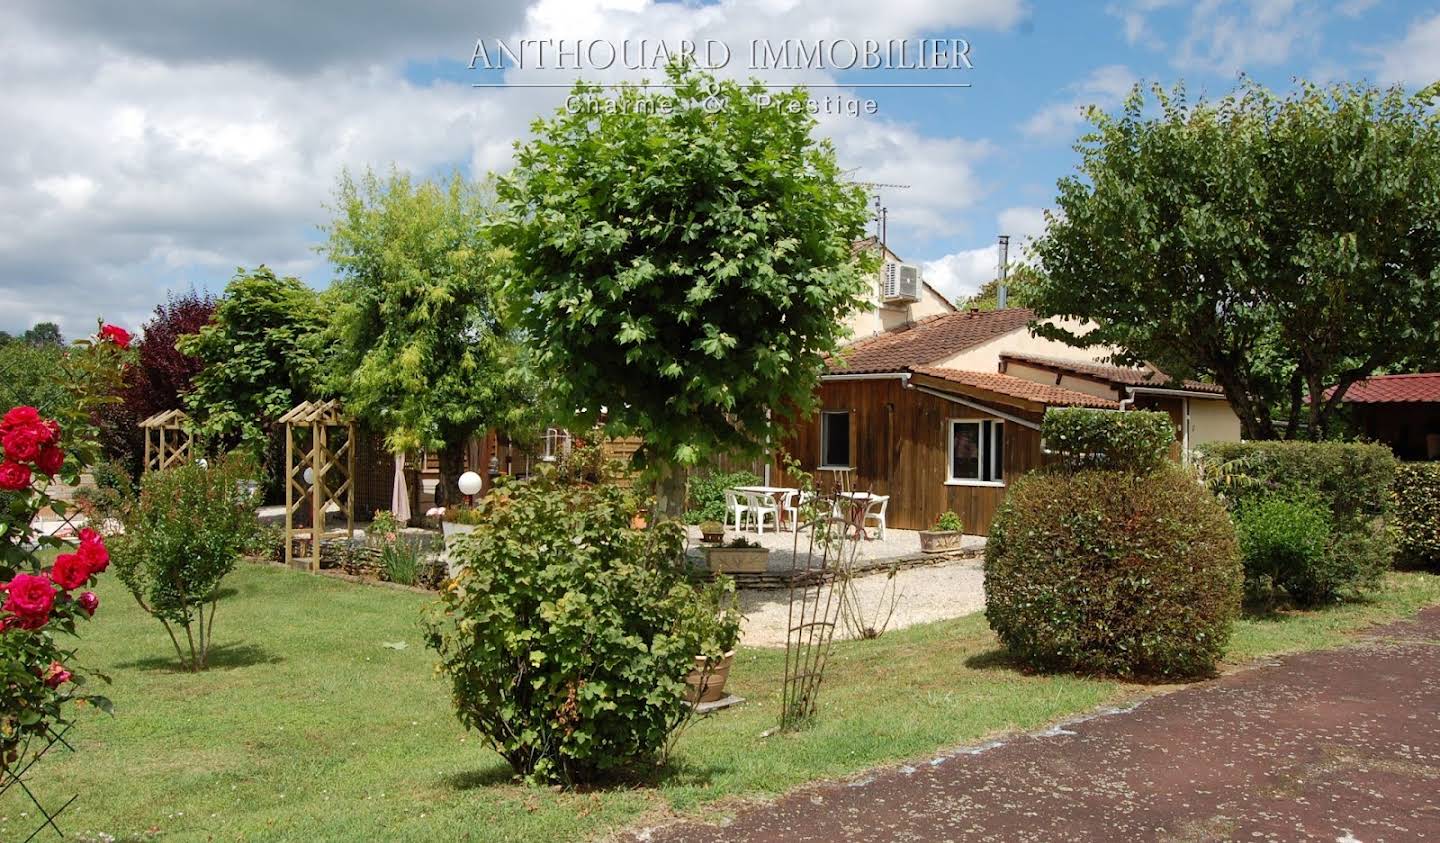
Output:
[
  {"xmin": 861, "ymin": 495, "xmax": 890, "ymax": 540},
  {"xmin": 745, "ymin": 491, "xmax": 780, "ymax": 534},
  {"xmin": 725, "ymin": 488, "xmax": 749, "ymax": 532}
]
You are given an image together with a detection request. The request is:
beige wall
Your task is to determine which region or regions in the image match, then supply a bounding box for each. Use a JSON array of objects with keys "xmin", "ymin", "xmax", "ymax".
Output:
[
  {"xmin": 1188, "ymin": 398, "xmax": 1242, "ymax": 445},
  {"xmin": 1000, "ymin": 360, "xmax": 1121, "ymax": 401},
  {"xmin": 843, "ymin": 243, "xmax": 957, "ymax": 341},
  {"xmin": 936, "ymin": 316, "xmax": 1120, "ymax": 371}
]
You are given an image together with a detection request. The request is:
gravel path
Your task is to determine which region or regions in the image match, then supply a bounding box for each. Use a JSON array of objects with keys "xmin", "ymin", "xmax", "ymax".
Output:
[
  {"xmin": 737, "ymin": 561, "xmax": 986, "ymax": 648},
  {"xmin": 641, "ymin": 606, "xmax": 1440, "ymax": 842}
]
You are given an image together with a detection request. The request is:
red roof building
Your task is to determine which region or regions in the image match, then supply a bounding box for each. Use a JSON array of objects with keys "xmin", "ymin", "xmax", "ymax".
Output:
[{"xmin": 1331, "ymin": 373, "xmax": 1440, "ymax": 460}]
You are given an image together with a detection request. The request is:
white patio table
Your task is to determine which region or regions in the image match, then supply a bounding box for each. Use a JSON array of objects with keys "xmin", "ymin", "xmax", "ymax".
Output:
[{"xmin": 732, "ymin": 485, "xmax": 800, "ymax": 532}]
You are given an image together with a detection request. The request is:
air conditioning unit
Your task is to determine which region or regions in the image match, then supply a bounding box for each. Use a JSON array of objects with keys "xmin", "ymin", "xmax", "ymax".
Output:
[{"xmin": 882, "ymin": 262, "xmax": 921, "ymax": 303}]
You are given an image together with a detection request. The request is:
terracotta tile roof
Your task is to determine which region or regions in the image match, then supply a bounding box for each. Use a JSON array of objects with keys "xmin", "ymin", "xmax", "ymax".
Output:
[
  {"xmin": 830, "ymin": 308, "xmax": 1035, "ymax": 374},
  {"xmin": 1328, "ymin": 372, "xmax": 1440, "ymax": 404},
  {"xmin": 912, "ymin": 367, "xmax": 1121, "ymax": 409},
  {"xmin": 1000, "ymin": 352, "xmax": 1225, "ymax": 395}
]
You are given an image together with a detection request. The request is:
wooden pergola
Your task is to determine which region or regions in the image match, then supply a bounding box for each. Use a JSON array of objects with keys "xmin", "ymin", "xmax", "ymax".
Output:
[
  {"xmin": 280, "ymin": 399, "xmax": 356, "ymax": 571},
  {"xmin": 139, "ymin": 409, "xmax": 194, "ymax": 473}
]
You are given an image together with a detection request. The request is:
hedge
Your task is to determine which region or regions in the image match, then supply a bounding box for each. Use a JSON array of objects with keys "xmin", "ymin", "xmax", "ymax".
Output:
[
  {"xmin": 1042, "ymin": 407, "xmax": 1174, "ymax": 474},
  {"xmin": 1393, "ymin": 462, "xmax": 1440, "ymax": 568}
]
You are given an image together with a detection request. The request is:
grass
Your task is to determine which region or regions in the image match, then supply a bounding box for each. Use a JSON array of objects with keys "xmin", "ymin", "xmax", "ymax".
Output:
[{"xmin": 6, "ymin": 564, "xmax": 1438, "ymax": 842}]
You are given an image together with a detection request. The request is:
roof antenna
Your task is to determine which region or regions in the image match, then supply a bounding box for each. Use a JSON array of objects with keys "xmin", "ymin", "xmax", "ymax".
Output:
[{"xmin": 997, "ymin": 234, "xmax": 1010, "ymax": 309}]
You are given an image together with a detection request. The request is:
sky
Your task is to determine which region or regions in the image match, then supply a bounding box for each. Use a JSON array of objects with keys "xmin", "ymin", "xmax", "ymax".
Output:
[{"xmin": 2, "ymin": 0, "xmax": 1439, "ymax": 338}]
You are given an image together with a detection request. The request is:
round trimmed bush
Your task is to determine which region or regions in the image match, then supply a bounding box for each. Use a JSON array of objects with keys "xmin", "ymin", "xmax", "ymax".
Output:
[
  {"xmin": 984, "ymin": 466, "xmax": 1243, "ymax": 678},
  {"xmin": 423, "ymin": 474, "xmax": 706, "ymax": 785}
]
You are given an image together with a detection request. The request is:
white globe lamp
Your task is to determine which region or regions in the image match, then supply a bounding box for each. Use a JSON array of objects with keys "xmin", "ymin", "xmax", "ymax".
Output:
[
  {"xmin": 458, "ymin": 471, "xmax": 483, "ymax": 505},
  {"xmin": 303, "ymin": 467, "xmax": 315, "ymax": 486}
]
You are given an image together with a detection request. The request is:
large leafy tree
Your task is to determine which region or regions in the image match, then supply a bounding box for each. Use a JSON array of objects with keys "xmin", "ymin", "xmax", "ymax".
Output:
[
  {"xmin": 494, "ymin": 63, "xmax": 872, "ymax": 514},
  {"xmin": 1030, "ymin": 79, "xmax": 1440, "ymax": 439},
  {"xmin": 322, "ymin": 169, "xmax": 534, "ymax": 505},
  {"xmin": 179, "ymin": 267, "xmax": 326, "ymax": 457}
]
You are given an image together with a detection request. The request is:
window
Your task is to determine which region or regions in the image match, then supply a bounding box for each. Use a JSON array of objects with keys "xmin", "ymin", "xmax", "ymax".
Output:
[
  {"xmin": 540, "ymin": 428, "xmax": 573, "ymax": 462},
  {"xmin": 820, "ymin": 410, "xmax": 852, "ymax": 468},
  {"xmin": 948, "ymin": 419, "xmax": 1004, "ymax": 485}
]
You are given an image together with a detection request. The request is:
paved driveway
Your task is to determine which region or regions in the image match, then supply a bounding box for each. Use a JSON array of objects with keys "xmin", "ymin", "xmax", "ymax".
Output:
[{"xmin": 638, "ymin": 608, "xmax": 1440, "ymax": 842}]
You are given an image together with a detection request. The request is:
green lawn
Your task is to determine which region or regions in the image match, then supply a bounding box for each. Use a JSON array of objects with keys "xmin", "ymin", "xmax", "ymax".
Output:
[{"xmin": 7, "ymin": 563, "xmax": 1438, "ymax": 842}]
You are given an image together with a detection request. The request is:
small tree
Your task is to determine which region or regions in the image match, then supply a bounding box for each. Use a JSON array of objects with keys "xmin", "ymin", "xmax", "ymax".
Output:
[
  {"xmin": 322, "ymin": 169, "xmax": 538, "ymax": 505},
  {"xmin": 179, "ymin": 267, "xmax": 327, "ymax": 459},
  {"xmin": 1030, "ymin": 79, "xmax": 1440, "ymax": 439},
  {"xmin": 495, "ymin": 63, "xmax": 873, "ymax": 515},
  {"xmin": 110, "ymin": 452, "xmax": 262, "ymax": 671}
]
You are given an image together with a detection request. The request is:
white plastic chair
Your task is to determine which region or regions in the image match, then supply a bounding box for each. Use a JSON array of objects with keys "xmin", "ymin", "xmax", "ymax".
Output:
[
  {"xmin": 745, "ymin": 491, "xmax": 779, "ymax": 534},
  {"xmin": 725, "ymin": 489, "xmax": 749, "ymax": 532},
  {"xmin": 862, "ymin": 495, "xmax": 890, "ymax": 540}
]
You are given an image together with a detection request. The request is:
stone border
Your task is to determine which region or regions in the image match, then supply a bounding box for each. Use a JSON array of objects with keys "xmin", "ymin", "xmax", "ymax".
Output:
[{"xmin": 694, "ymin": 545, "xmax": 983, "ymax": 590}]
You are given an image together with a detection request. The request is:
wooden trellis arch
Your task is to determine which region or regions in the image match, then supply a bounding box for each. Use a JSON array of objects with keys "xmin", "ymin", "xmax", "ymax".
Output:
[
  {"xmin": 139, "ymin": 409, "xmax": 194, "ymax": 473},
  {"xmin": 280, "ymin": 400, "xmax": 355, "ymax": 571}
]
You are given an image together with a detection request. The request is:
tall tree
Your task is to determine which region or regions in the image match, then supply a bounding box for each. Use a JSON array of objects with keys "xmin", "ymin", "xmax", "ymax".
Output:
[
  {"xmin": 1030, "ymin": 79, "xmax": 1440, "ymax": 439},
  {"xmin": 495, "ymin": 63, "xmax": 872, "ymax": 515},
  {"xmin": 22, "ymin": 322, "xmax": 63, "ymax": 347},
  {"xmin": 179, "ymin": 267, "xmax": 326, "ymax": 458},
  {"xmin": 322, "ymin": 169, "xmax": 534, "ymax": 506}
]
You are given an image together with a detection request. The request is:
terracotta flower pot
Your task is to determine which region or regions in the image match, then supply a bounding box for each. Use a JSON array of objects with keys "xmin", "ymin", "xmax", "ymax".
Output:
[
  {"xmin": 685, "ymin": 650, "xmax": 736, "ymax": 703},
  {"xmin": 918, "ymin": 529, "xmax": 965, "ymax": 553},
  {"xmin": 700, "ymin": 545, "xmax": 770, "ymax": 573}
]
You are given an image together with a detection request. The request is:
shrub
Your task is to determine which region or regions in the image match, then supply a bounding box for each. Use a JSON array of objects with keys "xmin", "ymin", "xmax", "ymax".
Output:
[
  {"xmin": 1233, "ymin": 497, "xmax": 1332, "ymax": 605},
  {"xmin": 985, "ymin": 466, "xmax": 1242, "ymax": 678},
  {"xmin": 685, "ymin": 469, "xmax": 762, "ymax": 524},
  {"xmin": 423, "ymin": 474, "xmax": 707, "ymax": 785},
  {"xmin": 1393, "ymin": 463, "xmax": 1440, "ymax": 568},
  {"xmin": 1195, "ymin": 440, "xmax": 1395, "ymax": 602},
  {"xmin": 1042, "ymin": 408, "xmax": 1174, "ymax": 473},
  {"xmin": 933, "ymin": 511, "xmax": 964, "ymax": 532},
  {"xmin": 110, "ymin": 452, "xmax": 263, "ymax": 671}
]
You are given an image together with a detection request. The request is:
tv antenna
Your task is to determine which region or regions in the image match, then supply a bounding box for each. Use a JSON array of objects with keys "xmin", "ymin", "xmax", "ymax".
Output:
[{"xmin": 849, "ymin": 181, "xmax": 911, "ymax": 248}]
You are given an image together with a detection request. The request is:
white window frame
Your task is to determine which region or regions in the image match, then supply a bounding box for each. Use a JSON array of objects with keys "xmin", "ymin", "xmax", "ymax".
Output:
[
  {"xmin": 540, "ymin": 428, "xmax": 573, "ymax": 462},
  {"xmin": 819, "ymin": 410, "xmax": 852, "ymax": 470},
  {"xmin": 946, "ymin": 418, "xmax": 1005, "ymax": 487}
]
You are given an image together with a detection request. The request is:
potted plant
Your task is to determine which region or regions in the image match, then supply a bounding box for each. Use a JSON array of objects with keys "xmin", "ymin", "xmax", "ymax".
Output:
[
  {"xmin": 700, "ymin": 535, "xmax": 770, "ymax": 573},
  {"xmin": 698, "ymin": 520, "xmax": 725, "ymax": 543},
  {"xmin": 919, "ymin": 510, "xmax": 966, "ymax": 553},
  {"xmin": 685, "ymin": 578, "xmax": 743, "ymax": 704}
]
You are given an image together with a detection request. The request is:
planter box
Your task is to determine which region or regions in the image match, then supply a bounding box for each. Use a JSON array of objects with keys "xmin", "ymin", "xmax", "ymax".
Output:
[
  {"xmin": 685, "ymin": 650, "xmax": 736, "ymax": 704},
  {"xmin": 701, "ymin": 545, "xmax": 770, "ymax": 574},
  {"xmin": 918, "ymin": 530, "xmax": 965, "ymax": 554},
  {"xmin": 440, "ymin": 521, "xmax": 478, "ymax": 576}
]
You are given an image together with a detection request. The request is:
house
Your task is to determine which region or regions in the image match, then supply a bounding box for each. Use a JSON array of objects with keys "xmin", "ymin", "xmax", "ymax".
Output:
[
  {"xmin": 780, "ymin": 304, "xmax": 1244, "ymax": 534},
  {"xmin": 843, "ymin": 237, "xmax": 957, "ymax": 340},
  {"xmin": 1329, "ymin": 372, "xmax": 1440, "ymax": 461}
]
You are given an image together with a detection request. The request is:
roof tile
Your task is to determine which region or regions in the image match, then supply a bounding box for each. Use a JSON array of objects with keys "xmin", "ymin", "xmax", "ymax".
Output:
[
  {"xmin": 1000, "ymin": 352, "xmax": 1225, "ymax": 394},
  {"xmin": 1329, "ymin": 372, "xmax": 1440, "ymax": 404},
  {"xmin": 830, "ymin": 308, "xmax": 1035, "ymax": 373},
  {"xmin": 912, "ymin": 367, "xmax": 1121, "ymax": 409}
]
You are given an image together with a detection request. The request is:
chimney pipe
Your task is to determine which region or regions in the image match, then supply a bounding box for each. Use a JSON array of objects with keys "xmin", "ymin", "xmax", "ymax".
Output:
[{"xmin": 997, "ymin": 234, "xmax": 1010, "ymax": 309}]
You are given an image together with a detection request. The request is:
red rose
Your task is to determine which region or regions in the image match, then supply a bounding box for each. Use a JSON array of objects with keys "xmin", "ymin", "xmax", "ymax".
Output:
[
  {"xmin": 78, "ymin": 591, "xmax": 99, "ymax": 616},
  {"xmin": 0, "ymin": 461, "xmax": 31, "ymax": 491},
  {"xmin": 35, "ymin": 445, "xmax": 64, "ymax": 476},
  {"xmin": 2, "ymin": 426, "xmax": 42, "ymax": 462},
  {"xmin": 78, "ymin": 529, "xmax": 109, "ymax": 574},
  {"xmin": 99, "ymin": 324, "xmax": 132, "ymax": 348},
  {"xmin": 51, "ymin": 553, "xmax": 89, "ymax": 590},
  {"xmin": 42, "ymin": 661, "xmax": 72, "ymax": 689},
  {"xmin": 2, "ymin": 573, "xmax": 56, "ymax": 629},
  {"xmin": 0, "ymin": 406, "xmax": 40, "ymax": 431}
]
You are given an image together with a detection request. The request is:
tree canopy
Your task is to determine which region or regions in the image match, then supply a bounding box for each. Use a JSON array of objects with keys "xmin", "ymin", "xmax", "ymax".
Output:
[
  {"xmin": 179, "ymin": 267, "xmax": 326, "ymax": 455},
  {"xmin": 1029, "ymin": 79, "xmax": 1440, "ymax": 439},
  {"xmin": 494, "ymin": 63, "xmax": 873, "ymax": 511},
  {"xmin": 322, "ymin": 169, "xmax": 537, "ymax": 502}
]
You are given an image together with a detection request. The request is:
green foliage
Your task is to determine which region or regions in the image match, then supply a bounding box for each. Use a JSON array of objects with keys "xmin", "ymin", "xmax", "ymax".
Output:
[
  {"xmin": 685, "ymin": 470, "xmax": 762, "ymax": 524},
  {"xmin": 985, "ymin": 466, "xmax": 1243, "ymax": 678},
  {"xmin": 1393, "ymin": 463, "xmax": 1440, "ymax": 568},
  {"xmin": 322, "ymin": 169, "xmax": 542, "ymax": 506},
  {"xmin": 423, "ymin": 474, "xmax": 705, "ymax": 784},
  {"xmin": 1196, "ymin": 440, "xmax": 1395, "ymax": 604},
  {"xmin": 111, "ymin": 452, "xmax": 264, "ymax": 671},
  {"xmin": 1042, "ymin": 408, "xmax": 1174, "ymax": 474},
  {"xmin": 684, "ymin": 577, "xmax": 743, "ymax": 659},
  {"xmin": 1029, "ymin": 79, "xmax": 1440, "ymax": 440},
  {"xmin": 0, "ymin": 341, "xmax": 70, "ymax": 420},
  {"xmin": 494, "ymin": 62, "xmax": 873, "ymax": 501},
  {"xmin": 933, "ymin": 511, "xmax": 964, "ymax": 533},
  {"xmin": 179, "ymin": 267, "xmax": 327, "ymax": 457},
  {"xmin": 366, "ymin": 510, "xmax": 435, "ymax": 587},
  {"xmin": 1234, "ymin": 496, "xmax": 1346, "ymax": 606},
  {"xmin": 961, "ymin": 264, "xmax": 1042, "ymax": 311}
]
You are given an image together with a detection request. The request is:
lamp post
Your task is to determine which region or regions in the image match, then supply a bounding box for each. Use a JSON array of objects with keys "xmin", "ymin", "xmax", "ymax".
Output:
[{"xmin": 458, "ymin": 471, "xmax": 482, "ymax": 508}]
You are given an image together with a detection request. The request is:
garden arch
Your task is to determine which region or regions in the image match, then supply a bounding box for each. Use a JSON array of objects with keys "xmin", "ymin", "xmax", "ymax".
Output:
[
  {"xmin": 280, "ymin": 399, "xmax": 356, "ymax": 571},
  {"xmin": 139, "ymin": 409, "xmax": 195, "ymax": 473}
]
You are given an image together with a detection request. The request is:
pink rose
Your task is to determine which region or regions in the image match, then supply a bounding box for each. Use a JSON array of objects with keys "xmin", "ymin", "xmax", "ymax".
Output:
[
  {"xmin": 78, "ymin": 591, "xmax": 99, "ymax": 616},
  {"xmin": 42, "ymin": 661, "xmax": 72, "ymax": 689},
  {"xmin": 0, "ymin": 461, "xmax": 31, "ymax": 491},
  {"xmin": 2, "ymin": 573, "xmax": 56, "ymax": 629},
  {"xmin": 51, "ymin": 553, "xmax": 90, "ymax": 591},
  {"xmin": 78, "ymin": 529, "xmax": 109, "ymax": 574}
]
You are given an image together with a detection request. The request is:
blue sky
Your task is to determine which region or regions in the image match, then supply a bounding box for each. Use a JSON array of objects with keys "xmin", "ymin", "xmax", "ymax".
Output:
[{"xmin": 2, "ymin": 0, "xmax": 1438, "ymax": 336}]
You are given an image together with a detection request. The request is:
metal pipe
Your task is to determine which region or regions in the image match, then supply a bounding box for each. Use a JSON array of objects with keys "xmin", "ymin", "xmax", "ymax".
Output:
[{"xmin": 997, "ymin": 234, "xmax": 1009, "ymax": 309}]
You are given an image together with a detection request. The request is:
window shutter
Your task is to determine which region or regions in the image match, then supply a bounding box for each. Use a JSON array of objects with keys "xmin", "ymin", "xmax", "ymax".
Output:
[{"xmin": 848, "ymin": 409, "xmax": 858, "ymax": 468}]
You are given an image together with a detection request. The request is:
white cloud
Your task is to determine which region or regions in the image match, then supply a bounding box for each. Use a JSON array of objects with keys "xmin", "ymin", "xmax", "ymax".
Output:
[
  {"xmin": 997, "ymin": 205, "xmax": 1047, "ymax": 242},
  {"xmin": 1021, "ymin": 65, "xmax": 1136, "ymax": 141},
  {"xmin": 922, "ymin": 245, "xmax": 1001, "ymax": 303},
  {"xmin": 1374, "ymin": 12, "xmax": 1440, "ymax": 86}
]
